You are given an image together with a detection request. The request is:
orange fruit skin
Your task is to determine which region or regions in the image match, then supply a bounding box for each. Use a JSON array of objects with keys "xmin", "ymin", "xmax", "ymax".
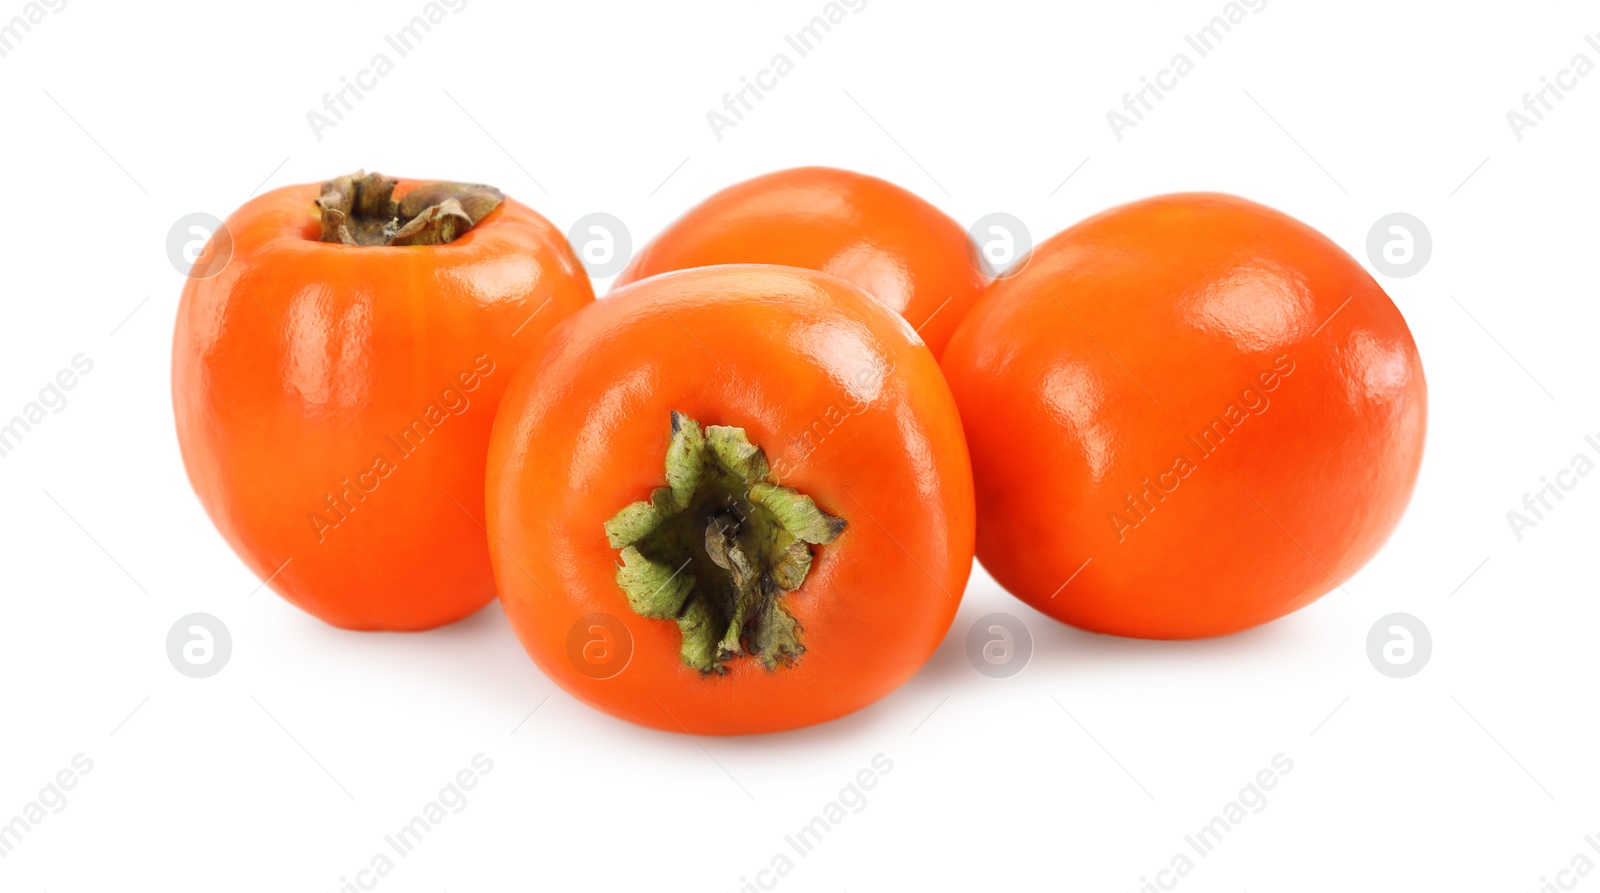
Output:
[
  {"xmin": 941, "ymin": 193, "xmax": 1427, "ymax": 639},
  {"xmin": 487, "ymin": 265, "xmax": 975, "ymax": 735},
  {"xmin": 173, "ymin": 179, "xmax": 594, "ymax": 631},
  {"xmin": 614, "ymin": 166, "xmax": 987, "ymax": 356}
]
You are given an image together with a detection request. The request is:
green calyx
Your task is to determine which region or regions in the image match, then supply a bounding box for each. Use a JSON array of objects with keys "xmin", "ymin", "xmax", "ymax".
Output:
[
  {"xmin": 604, "ymin": 412, "xmax": 847, "ymax": 674},
  {"xmin": 315, "ymin": 171, "xmax": 503, "ymax": 247}
]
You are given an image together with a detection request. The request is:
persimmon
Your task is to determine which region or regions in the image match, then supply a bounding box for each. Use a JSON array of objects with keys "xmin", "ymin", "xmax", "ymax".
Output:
[
  {"xmin": 487, "ymin": 264, "xmax": 974, "ymax": 734},
  {"xmin": 614, "ymin": 166, "xmax": 987, "ymax": 356},
  {"xmin": 173, "ymin": 172, "xmax": 593, "ymax": 631},
  {"xmin": 941, "ymin": 193, "xmax": 1426, "ymax": 639}
]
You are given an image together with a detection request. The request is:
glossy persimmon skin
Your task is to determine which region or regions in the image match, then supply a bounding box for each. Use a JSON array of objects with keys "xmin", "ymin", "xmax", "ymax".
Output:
[
  {"xmin": 941, "ymin": 193, "xmax": 1427, "ymax": 639},
  {"xmin": 487, "ymin": 265, "xmax": 975, "ymax": 735},
  {"xmin": 173, "ymin": 180, "xmax": 593, "ymax": 631},
  {"xmin": 614, "ymin": 166, "xmax": 987, "ymax": 356}
]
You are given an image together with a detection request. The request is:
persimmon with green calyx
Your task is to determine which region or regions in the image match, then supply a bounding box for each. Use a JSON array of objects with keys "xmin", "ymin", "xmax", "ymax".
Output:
[
  {"xmin": 605, "ymin": 412, "xmax": 847, "ymax": 674},
  {"xmin": 614, "ymin": 166, "xmax": 988, "ymax": 356},
  {"xmin": 173, "ymin": 171, "xmax": 593, "ymax": 631},
  {"xmin": 487, "ymin": 264, "xmax": 975, "ymax": 735},
  {"xmin": 941, "ymin": 193, "xmax": 1427, "ymax": 639}
]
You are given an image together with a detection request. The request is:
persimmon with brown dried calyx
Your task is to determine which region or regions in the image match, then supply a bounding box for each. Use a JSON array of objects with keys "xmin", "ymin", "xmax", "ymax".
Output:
[{"xmin": 173, "ymin": 171, "xmax": 593, "ymax": 631}]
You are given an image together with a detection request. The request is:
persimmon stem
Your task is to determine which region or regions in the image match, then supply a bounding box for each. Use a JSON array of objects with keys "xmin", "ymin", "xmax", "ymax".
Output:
[
  {"xmin": 604, "ymin": 412, "xmax": 847, "ymax": 674},
  {"xmin": 315, "ymin": 171, "xmax": 503, "ymax": 246}
]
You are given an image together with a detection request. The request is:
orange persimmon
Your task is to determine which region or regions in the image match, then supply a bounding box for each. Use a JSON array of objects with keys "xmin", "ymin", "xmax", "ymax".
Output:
[
  {"xmin": 487, "ymin": 264, "xmax": 974, "ymax": 734},
  {"xmin": 173, "ymin": 172, "xmax": 593, "ymax": 630},
  {"xmin": 615, "ymin": 166, "xmax": 987, "ymax": 356},
  {"xmin": 941, "ymin": 193, "xmax": 1427, "ymax": 639}
]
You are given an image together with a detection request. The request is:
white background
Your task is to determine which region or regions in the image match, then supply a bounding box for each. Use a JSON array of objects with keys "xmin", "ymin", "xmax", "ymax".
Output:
[{"xmin": 2, "ymin": 1, "xmax": 1597, "ymax": 890}]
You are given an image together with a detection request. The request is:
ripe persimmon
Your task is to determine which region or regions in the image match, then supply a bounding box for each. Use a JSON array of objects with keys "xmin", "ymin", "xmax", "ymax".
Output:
[
  {"xmin": 487, "ymin": 264, "xmax": 974, "ymax": 734},
  {"xmin": 941, "ymin": 193, "xmax": 1426, "ymax": 639},
  {"xmin": 615, "ymin": 166, "xmax": 987, "ymax": 356},
  {"xmin": 173, "ymin": 172, "xmax": 593, "ymax": 630}
]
